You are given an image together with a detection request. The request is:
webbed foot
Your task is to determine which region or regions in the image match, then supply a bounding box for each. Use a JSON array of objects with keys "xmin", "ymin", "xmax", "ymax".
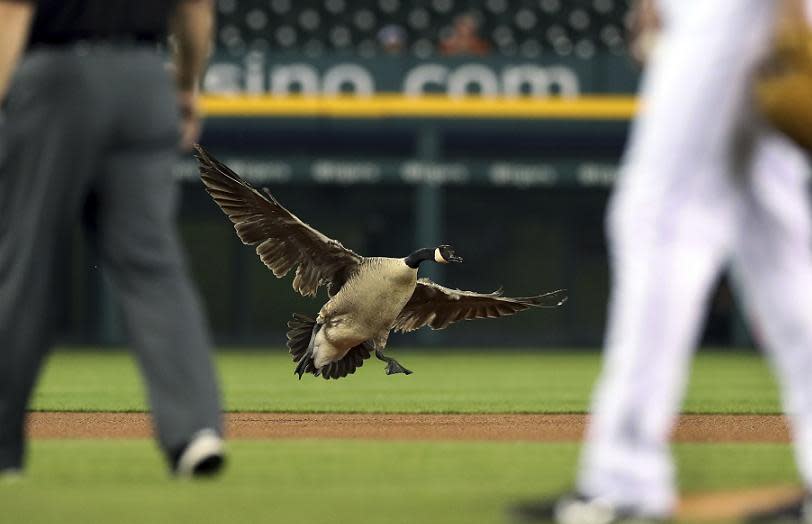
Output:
[{"xmin": 375, "ymin": 350, "xmax": 413, "ymax": 376}]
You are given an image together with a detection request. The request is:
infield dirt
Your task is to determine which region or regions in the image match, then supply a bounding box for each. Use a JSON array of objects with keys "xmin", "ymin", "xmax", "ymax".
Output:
[
  {"xmin": 25, "ymin": 412, "xmax": 801, "ymax": 521},
  {"xmin": 27, "ymin": 412, "xmax": 790, "ymax": 441}
]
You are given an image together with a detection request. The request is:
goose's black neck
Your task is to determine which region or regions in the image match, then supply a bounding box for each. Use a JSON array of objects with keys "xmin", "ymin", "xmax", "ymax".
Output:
[{"xmin": 404, "ymin": 248, "xmax": 434, "ymax": 269}]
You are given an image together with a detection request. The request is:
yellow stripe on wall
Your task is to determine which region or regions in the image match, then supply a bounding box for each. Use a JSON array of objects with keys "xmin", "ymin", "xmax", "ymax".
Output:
[{"xmin": 199, "ymin": 94, "xmax": 637, "ymax": 120}]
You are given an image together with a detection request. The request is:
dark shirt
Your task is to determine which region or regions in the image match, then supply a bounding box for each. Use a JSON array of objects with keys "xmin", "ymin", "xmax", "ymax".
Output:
[{"xmin": 18, "ymin": 0, "xmax": 180, "ymax": 46}]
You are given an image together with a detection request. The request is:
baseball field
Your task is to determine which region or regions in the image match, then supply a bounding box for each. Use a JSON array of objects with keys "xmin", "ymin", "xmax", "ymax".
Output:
[{"xmin": 1, "ymin": 348, "xmax": 802, "ymax": 523}]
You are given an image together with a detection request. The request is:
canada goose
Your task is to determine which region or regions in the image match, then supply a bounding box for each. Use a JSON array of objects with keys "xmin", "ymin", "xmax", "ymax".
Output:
[{"xmin": 194, "ymin": 145, "xmax": 567, "ymax": 380}]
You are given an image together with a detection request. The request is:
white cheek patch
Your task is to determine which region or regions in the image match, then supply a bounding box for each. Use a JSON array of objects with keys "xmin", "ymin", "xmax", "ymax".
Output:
[{"xmin": 434, "ymin": 248, "xmax": 448, "ymax": 264}]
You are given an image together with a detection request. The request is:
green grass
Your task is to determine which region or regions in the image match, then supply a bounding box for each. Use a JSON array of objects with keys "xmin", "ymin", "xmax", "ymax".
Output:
[
  {"xmin": 32, "ymin": 348, "xmax": 782, "ymax": 413},
  {"xmin": 0, "ymin": 440, "xmax": 799, "ymax": 524},
  {"xmin": 18, "ymin": 349, "xmax": 798, "ymax": 523}
]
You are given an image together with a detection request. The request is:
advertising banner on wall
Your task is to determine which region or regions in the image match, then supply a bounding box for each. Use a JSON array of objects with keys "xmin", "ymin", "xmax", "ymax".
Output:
[{"xmin": 203, "ymin": 52, "xmax": 639, "ymax": 97}]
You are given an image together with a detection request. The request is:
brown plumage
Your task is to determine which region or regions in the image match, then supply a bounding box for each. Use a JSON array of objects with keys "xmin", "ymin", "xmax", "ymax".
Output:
[
  {"xmin": 195, "ymin": 144, "xmax": 567, "ymax": 381},
  {"xmin": 393, "ymin": 279, "xmax": 566, "ymax": 332},
  {"xmin": 196, "ymin": 145, "xmax": 361, "ymax": 297}
]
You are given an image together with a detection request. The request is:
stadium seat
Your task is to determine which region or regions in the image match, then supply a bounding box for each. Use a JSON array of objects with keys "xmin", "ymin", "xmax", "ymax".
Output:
[{"xmin": 215, "ymin": 0, "xmax": 632, "ymax": 58}]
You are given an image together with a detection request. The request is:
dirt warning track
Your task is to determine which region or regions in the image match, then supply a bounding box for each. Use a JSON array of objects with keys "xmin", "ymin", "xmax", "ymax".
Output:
[{"xmin": 27, "ymin": 412, "xmax": 790, "ymax": 442}]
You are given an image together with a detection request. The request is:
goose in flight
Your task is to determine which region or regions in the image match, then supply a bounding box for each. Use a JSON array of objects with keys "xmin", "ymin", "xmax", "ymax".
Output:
[{"xmin": 194, "ymin": 145, "xmax": 567, "ymax": 380}]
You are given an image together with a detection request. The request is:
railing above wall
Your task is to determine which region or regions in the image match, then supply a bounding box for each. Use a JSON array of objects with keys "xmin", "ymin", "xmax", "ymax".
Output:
[
  {"xmin": 199, "ymin": 94, "xmax": 637, "ymax": 119},
  {"xmin": 187, "ymin": 94, "xmax": 635, "ymax": 188}
]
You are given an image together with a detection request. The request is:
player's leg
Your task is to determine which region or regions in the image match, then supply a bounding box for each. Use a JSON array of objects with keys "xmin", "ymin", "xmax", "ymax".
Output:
[
  {"xmin": 0, "ymin": 147, "xmax": 59, "ymax": 470},
  {"xmin": 94, "ymin": 147, "xmax": 224, "ymax": 468},
  {"xmin": 0, "ymin": 50, "xmax": 100, "ymax": 470},
  {"xmin": 731, "ymin": 131, "xmax": 812, "ymax": 492},
  {"xmin": 575, "ymin": 0, "xmax": 778, "ymax": 517},
  {"xmin": 91, "ymin": 49, "xmax": 223, "ymax": 466}
]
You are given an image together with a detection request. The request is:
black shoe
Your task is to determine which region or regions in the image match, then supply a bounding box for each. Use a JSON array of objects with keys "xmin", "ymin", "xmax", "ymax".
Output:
[
  {"xmin": 509, "ymin": 493, "xmax": 668, "ymax": 524},
  {"xmin": 170, "ymin": 429, "xmax": 225, "ymax": 478},
  {"xmin": 744, "ymin": 494, "xmax": 812, "ymax": 523}
]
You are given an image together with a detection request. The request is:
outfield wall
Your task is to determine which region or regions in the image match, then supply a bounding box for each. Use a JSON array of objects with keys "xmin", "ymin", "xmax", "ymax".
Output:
[{"xmin": 51, "ymin": 53, "xmax": 745, "ymax": 348}]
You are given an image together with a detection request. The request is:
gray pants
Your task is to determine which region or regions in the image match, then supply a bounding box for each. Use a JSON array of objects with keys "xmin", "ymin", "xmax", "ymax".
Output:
[{"xmin": 0, "ymin": 45, "xmax": 222, "ymax": 469}]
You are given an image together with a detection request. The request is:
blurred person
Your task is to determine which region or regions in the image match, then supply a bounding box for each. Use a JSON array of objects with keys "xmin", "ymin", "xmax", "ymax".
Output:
[
  {"xmin": 439, "ymin": 13, "xmax": 490, "ymax": 56},
  {"xmin": 512, "ymin": 0, "xmax": 812, "ymax": 522},
  {"xmin": 0, "ymin": 0, "xmax": 224, "ymax": 478},
  {"xmin": 627, "ymin": 0, "xmax": 661, "ymax": 66},
  {"xmin": 377, "ymin": 24, "xmax": 407, "ymax": 54}
]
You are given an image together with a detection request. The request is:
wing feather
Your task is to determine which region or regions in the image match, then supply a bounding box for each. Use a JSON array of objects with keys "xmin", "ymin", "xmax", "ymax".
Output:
[
  {"xmin": 392, "ymin": 278, "xmax": 567, "ymax": 333},
  {"xmin": 195, "ymin": 144, "xmax": 362, "ymax": 297}
]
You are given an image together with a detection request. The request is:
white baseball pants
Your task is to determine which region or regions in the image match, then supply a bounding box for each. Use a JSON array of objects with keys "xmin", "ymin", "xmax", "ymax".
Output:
[{"xmin": 576, "ymin": 0, "xmax": 812, "ymax": 516}]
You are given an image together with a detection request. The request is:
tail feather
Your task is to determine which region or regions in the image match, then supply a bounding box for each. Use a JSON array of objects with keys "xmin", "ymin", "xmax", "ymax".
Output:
[
  {"xmin": 318, "ymin": 343, "xmax": 372, "ymax": 380},
  {"xmin": 287, "ymin": 314, "xmax": 318, "ymax": 379},
  {"xmin": 286, "ymin": 313, "xmax": 373, "ymax": 381}
]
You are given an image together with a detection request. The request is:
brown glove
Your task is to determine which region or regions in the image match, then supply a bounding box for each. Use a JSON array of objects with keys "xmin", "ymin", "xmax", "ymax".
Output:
[{"xmin": 756, "ymin": 0, "xmax": 812, "ymax": 151}]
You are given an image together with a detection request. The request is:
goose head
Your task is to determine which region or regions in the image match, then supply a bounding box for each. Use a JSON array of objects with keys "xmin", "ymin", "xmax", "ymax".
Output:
[
  {"xmin": 405, "ymin": 245, "xmax": 463, "ymax": 268},
  {"xmin": 434, "ymin": 244, "xmax": 463, "ymax": 264}
]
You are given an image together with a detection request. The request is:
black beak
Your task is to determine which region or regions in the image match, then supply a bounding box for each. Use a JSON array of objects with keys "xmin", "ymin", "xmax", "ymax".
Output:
[{"xmin": 437, "ymin": 244, "xmax": 463, "ymax": 264}]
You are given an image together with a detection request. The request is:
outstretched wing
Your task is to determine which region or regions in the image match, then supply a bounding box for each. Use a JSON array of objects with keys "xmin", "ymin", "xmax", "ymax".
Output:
[
  {"xmin": 392, "ymin": 278, "xmax": 567, "ymax": 332},
  {"xmin": 195, "ymin": 144, "xmax": 362, "ymax": 297}
]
